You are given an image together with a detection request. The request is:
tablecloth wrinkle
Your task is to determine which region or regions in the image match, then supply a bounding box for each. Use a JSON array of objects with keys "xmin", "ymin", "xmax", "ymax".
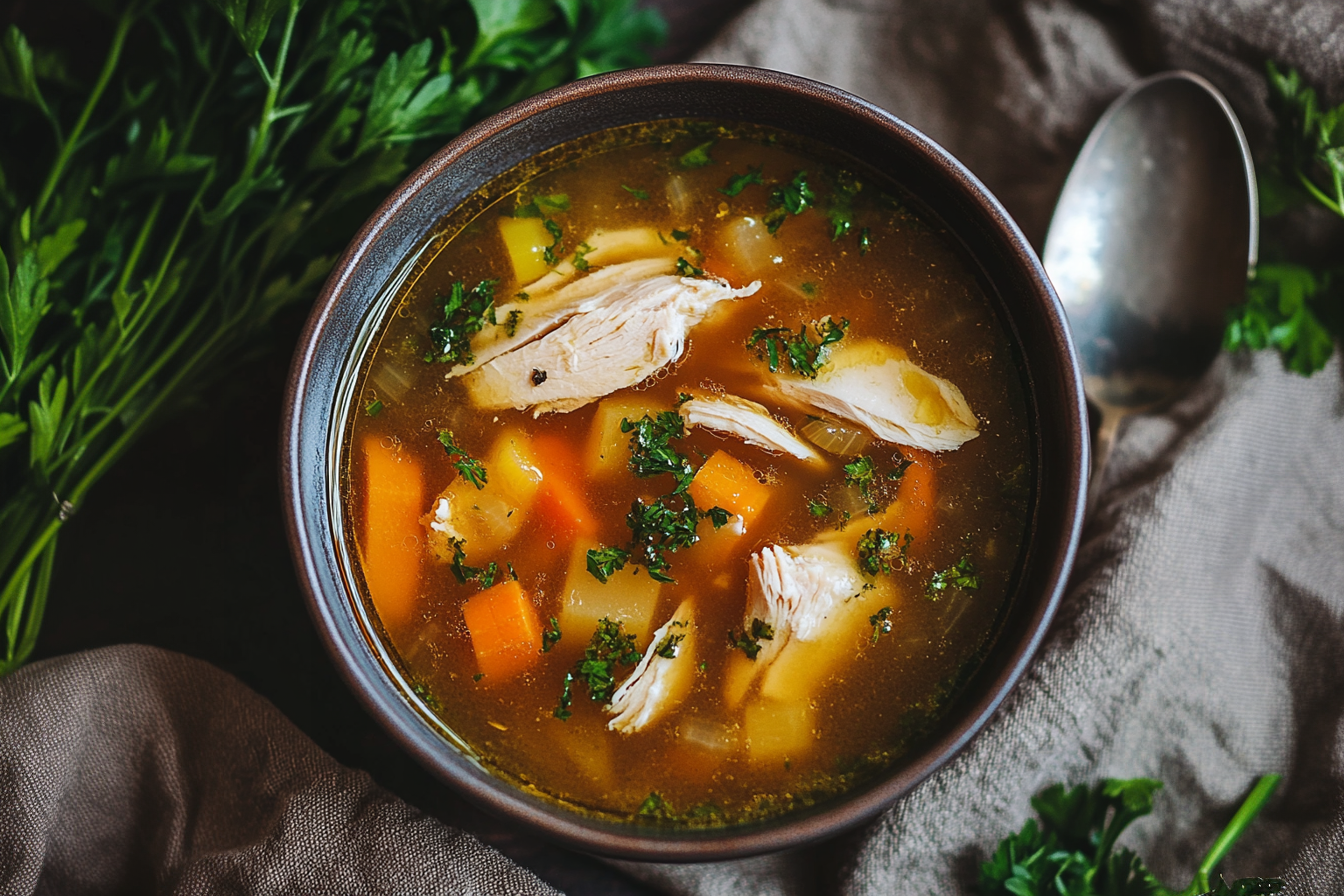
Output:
[{"xmin": 4, "ymin": 1, "xmax": 1344, "ymax": 894}]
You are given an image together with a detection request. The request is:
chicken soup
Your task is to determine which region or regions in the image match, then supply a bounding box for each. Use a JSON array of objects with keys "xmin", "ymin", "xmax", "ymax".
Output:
[{"xmin": 343, "ymin": 121, "xmax": 1032, "ymax": 825}]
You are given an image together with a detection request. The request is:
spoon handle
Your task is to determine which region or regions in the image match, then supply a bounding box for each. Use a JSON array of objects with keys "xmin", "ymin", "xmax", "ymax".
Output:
[{"xmin": 1088, "ymin": 407, "xmax": 1124, "ymax": 509}]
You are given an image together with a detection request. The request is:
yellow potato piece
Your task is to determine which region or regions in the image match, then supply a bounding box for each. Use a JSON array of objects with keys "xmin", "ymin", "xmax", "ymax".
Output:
[
  {"xmin": 497, "ymin": 216, "xmax": 551, "ymax": 284},
  {"xmin": 745, "ymin": 698, "xmax": 814, "ymax": 762},
  {"xmin": 585, "ymin": 396, "xmax": 668, "ymax": 478},
  {"xmin": 558, "ymin": 547, "xmax": 661, "ymax": 644}
]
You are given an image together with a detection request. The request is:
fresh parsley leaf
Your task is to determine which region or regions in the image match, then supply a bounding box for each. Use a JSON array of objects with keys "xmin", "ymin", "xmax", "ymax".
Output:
[
  {"xmin": 747, "ymin": 316, "xmax": 849, "ymax": 378},
  {"xmin": 826, "ymin": 169, "xmax": 862, "ymax": 240},
  {"xmin": 437, "ymin": 430, "xmax": 488, "ymax": 489},
  {"xmin": 654, "ymin": 621, "xmax": 687, "ymax": 658},
  {"xmin": 541, "ymin": 616, "xmax": 562, "ymax": 653},
  {"xmin": 626, "ymin": 493, "xmax": 701, "ymax": 583},
  {"xmin": 858, "ymin": 227, "xmax": 872, "ymax": 255},
  {"xmin": 678, "ymin": 140, "xmax": 715, "ymax": 169},
  {"xmin": 719, "ymin": 165, "xmax": 764, "ymax": 196},
  {"xmin": 926, "ymin": 551, "xmax": 980, "ymax": 598},
  {"xmin": 554, "ymin": 671, "xmax": 573, "ymax": 720},
  {"xmin": 670, "ymin": 228, "xmax": 690, "ymax": 242},
  {"xmin": 676, "ymin": 256, "xmax": 704, "ymax": 277},
  {"xmin": 857, "ymin": 528, "xmax": 913, "ymax": 576},
  {"xmin": 428, "ymin": 280, "xmax": 498, "ymax": 369},
  {"xmin": 365, "ymin": 399, "xmax": 383, "ymax": 417},
  {"xmin": 514, "ymin": 193, "xmax": 571, "ymax": 217},
  {"xmin": 844, "ymin": 455, "xmax": 878, "ymax": 511},
  {"xmin": 542, "ymin": 217, "xmax": 564, "ymax": 265},
  {"xmin": 586, "ymin": 545, "xmax": 631, "ymax": 583},
  {"xmin": 728, "ymin": 617, "xmax": 774, "ymax": 659},
  {"xmin": 1224, "ymin": 262, "xmax": 1337, "ymax": 375},
  {"xmin": 705, "ymin": 505, "xmax": 730, "ymax": 529},
  {"xmin": 620, "ymin": 184, "xmax": 649, "ymax": 200},
  {"xmin": 764, "ymin": 170, "xmax": 815, "ymax": 233},
  {"xmin": 572, "ymin": 240, "xmax": 593, "ymax": 272},
  {"xmin": 869, "ymin": 606, "xmax": 893, "ymax": 644},
  {"xmin": 808, "ymin": 499, "xmax": 832, "ymax": 517},
  {"xmin": 504, "ymin": 308, "xmax": 523, "ymax": 337}
]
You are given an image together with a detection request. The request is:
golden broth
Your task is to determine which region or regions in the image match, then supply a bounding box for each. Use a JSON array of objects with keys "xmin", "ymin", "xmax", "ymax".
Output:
[{"xmin": 343, "ymin": 122, "xmax": 1031, "ymax": 825}]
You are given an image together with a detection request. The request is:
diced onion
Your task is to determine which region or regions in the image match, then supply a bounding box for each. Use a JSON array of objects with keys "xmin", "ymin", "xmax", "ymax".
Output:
[{"xmin": 799, "ymin": 416, "xmax": 870, "ymax": 456}]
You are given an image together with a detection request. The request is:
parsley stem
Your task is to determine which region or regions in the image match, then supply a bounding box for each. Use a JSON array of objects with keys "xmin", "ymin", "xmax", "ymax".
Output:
[
  {"xmin": 34, "ymin": 8, "xmax": 136, "ymax": 221},
  {"xmin": 240, "ymin": 0, "xmax": 301, "ymax": 185},
  {"xmin": 1297, "ymin": 171, "xmax": 1344, "ymax": 218},
  {"xmin": 1190, "ymin": 774, "xmax": 1282, "ymax": 891}
]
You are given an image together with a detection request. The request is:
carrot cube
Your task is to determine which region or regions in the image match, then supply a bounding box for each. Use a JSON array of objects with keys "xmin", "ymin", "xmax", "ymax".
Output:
[
  {"xmin": 531, "ymin": 434, "xmax": 598, "ymax": 538},
  {"xmin": 361, "ymin": 434, "xmax": 424, "ymax": 626},
  {"xmin": 689, "ymin": 450, "xmax": 771, "ymax": 528},
  {"xmin": 881, "ymin": 447, "xmax": 937, "ymax": 543},
  {"xmin": 461, "ymin": 580, "xmax": 541, "ymax": 681}
]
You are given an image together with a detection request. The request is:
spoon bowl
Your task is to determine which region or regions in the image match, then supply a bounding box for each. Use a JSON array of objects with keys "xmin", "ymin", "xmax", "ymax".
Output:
[{"xmin": 1043, "ymin": 71, "xmax": 1257, "ymax": 487}]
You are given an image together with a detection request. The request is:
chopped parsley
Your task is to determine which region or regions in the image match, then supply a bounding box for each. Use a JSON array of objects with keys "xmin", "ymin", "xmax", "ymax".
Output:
[
  {"xmin": 808, "ymin": 499, "xmax": 832, "ymax": 517},
  {"xmin": 622, "ymin": 411, "xmax": 695, "ymax": 492},
  {"xmin": 858, "ymin": 227, "xmax": 872, "ymax": 255},
  {"xmin": 572, "ymin": 240, "xmax": 594, "ymax": 272},
  {"xmin": 626, "ymin": 494, "xmax": 702, "ymax": 583},
  {"xmin": 554, "ymin": 672, "xmax": 573, "ymax": 719},
  {"xmin": 869, "ymin": 606, "xmax": 893, "ymax": 644},
  {"xmin": 705, "ymin": 505, "xmax": 731, "ymax": 529},
  {"xmin": 843, "ymin": 454, "xmax": 878, "ymax": 510},
  {"xmin": 586, "ymin": 545, "xmax": 631, "ymax": 583},
  {"xmin": 826, "ymin": 169, "xmax": 862, "ymax": 240},
  {"xmin": 927, "ymin": 550, "xmax": 980, "ymax": 598},
  {"xmin": 857, "ymin": 527, "xmax": 913, "ymax": 576},
  {"xmin": 620, "ymin": 184, "xmax": 650, "ymax": 200},
  {"xmin": 638, "ymin": 791, "xmax": 674, "ymax": 818},
  {"xmin": 676, "ymin": 256, "xmax": 704, "ymax": 277},
  {"xmin": 445, "ymin": 537, "xmax": 497, "ymax": 589},
  {"xmin": 364, "ymin": 398, "xmax": 383, "ymax": 417},
  {"xmin": 570, "ymin": 617, "xmax": 643, "ymax": 706},
  {"xmin": 426, "ymin": 279, "xmax": 498, "ymax": 369},
  {"xmin": 513, "ymin": 193, "xmax": 570, "ymax": 217},
  {"xmin": 503, "ymin": 308, "xmax": 523, "ymax": 337},
  {"xmin": 654, "ymin": 621, "xmax": 688, "ymax": 658},
  {"xmin": 541, "ymin": 617, "xmax": 562, "ymax": 653},
  {"xmin": 670, "ymin": 228, "xmax": 691, "ymax": 242},
  {"xmin": 728, "ymin": 617, "xmax": 774, "ymax": 660},
  {"xmin": 542, "ymin": 218, "xmax": 564, "ymax": 266},
  {"xmin": 516, "ymin": 291, "xmax": 530, "ymax": 301},
  {"xmin": 764, "ymin": 170, "xmax": 815, "ymax": 233},
  {"xmin": 437, "ymin": 430, "xmax": 488, "ymax": 489},
  {"xmin": 888, "ymin": 449, "xmax": 913, "ymax": 481},
  {"xmin": 473, "ymin": 672, "xmax": 485, "ymax": 682},
  {"xmin": 800, "ymin": 281, "xmax": 817, "ymax": 297},
  {"xmin": 678, "ymin": 140, "xmax": 715, "ymax": 169},
  {"xmin": 747, "ymin": 316, "xmax": 849, "ymax": 378},
  {"xmin": 719, "ymin": 165, "xmax": 764, "ymax": 196}
]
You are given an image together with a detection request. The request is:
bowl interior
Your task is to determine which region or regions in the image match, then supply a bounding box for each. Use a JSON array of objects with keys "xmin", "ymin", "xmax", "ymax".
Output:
[{"xmin": 283, "ymin": 63, "xmax": 1087, "ymax": 861}]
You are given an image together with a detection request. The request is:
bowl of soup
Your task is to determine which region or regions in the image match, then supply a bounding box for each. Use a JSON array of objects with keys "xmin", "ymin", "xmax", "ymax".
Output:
[{"xmin": 283, "ymin": 63, "xmax": 1087, "ymax": 860}]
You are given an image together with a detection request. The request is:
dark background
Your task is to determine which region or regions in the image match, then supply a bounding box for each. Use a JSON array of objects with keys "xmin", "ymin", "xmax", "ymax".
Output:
[{"xmin": 15, "ymin": 2, "xmax": 757, "ymax": 894}]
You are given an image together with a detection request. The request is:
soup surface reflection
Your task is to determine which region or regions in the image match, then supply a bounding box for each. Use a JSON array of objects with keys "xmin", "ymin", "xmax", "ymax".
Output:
[{"xmin": 344, "ymin": 122, "xmax": 1032, "ymax": 825}]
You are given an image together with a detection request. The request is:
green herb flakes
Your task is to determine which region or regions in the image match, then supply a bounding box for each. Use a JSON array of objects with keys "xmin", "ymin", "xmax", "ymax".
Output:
[
  {"xmin": 622, "ymin": 412, "xmax": 695, "ymax": 491},
  {"xmin": 437, "ymin": 430, "xmax": 488, "ymax": 489},
  {"xmin": 676, "ymin": 256, "xmax": 704, "ymax": 277},
  {"xmin": 857, "ymin": 528, "xmax": 913, "ymax": 576},
  {"xmin": 567, "ymin": 617, "xmax": 642, "ymax": 706},
  {"xmin": 748, "ymin": 316, "xmax": 849, "ymax": 378},
  {"xmin": 678, "ymin": 140, "xmax": 715, "ymax": 169},
  {"xmin": 728, "ymin": 617, "xmax": 774, "ymax": 660},
  {"xmin": 927, "ymin": 551, "xmax": 980, "ymax": 599},
  {"xmin": 586, "ymin": 545, "xmax": 632, "ymax": 583},
  {"xmin": 428, "ymin": 280, "xmax": 498, "ymax": 369},
  {"xmin": 620, "ymin": 184, "xmax": 650, "ymax": 200},
  {"xmin": 764, "ymin": 170, "xmax": 815, "ymax": 233},
  {"xmin": 808, "ymin": 499, "xmax": 833, "ymax": 517},
  {"xmin": 514, "ymin": 193, "xmax": 571, "ymax": 218},
  {"xmin": 365, "ymin": 399, "xmax": 384, "ymax": 417},
  {"xmin": 843, "ymin": 455, "xmax": 878, "ymax": 510},
  {"xmin": 869, "ymin": 606, "xmax": 893, "ymax": 644},
  {"xmin": 541, "ymin": 617, "xmax": 562, "ymax": 653},
  {"xmin": 573, "ymin": 241, "xmax": 594, "ymax": 272},
  {"xmin": 503, "ymin": 308, "xmax": 523, "ymax": 337},
  {"xmin": 719, "ymin": 165, "xmax": 764, "ymax": 196},
  {"xmin": 542, "ymin": 218, "xmax": 564, "ymax": 266}
]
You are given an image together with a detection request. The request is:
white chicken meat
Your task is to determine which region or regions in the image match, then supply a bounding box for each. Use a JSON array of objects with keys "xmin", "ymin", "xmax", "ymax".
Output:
[
  {"xmin": 607, "ymin": 600, "xmax": 697, "ymax": 734},
  {"xmin": 678, "ymin": 391, "xmax": 820, "ymax": 462}
]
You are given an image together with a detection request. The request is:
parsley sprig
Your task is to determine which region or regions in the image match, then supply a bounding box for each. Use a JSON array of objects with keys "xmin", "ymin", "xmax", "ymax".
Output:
[
  {"xmin": 1223, "ymin": 62, "xmax": 1344, "ymax": 375},
  {"xmin": 764, "ymin": 170, "xmax": 815, "ymax": 233},
  {"xmin": 980, "ymin": 776, "xmax": 1284, "ymax": 896},
  {"xmin": 436, "ymin": 431, "xmax": 487, "ymax": 489},
  {"xmin": 927, "ymin": 552, "xmax": 980, "ymax": 598},
  {"xmin": 0, "ymin": 0, "xmax": 665, "ymax": 675}
]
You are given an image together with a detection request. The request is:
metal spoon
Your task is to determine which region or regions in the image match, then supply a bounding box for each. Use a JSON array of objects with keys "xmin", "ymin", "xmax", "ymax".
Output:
[{"xmin": 1043, "ymin": 71, "xmax": 1258, "ymax": 503}]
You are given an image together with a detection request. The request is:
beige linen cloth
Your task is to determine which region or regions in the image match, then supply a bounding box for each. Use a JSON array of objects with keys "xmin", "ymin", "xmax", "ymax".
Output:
[{"xmin": 3, "ymin": 2, "xmax": 1343, "ymax": 894}]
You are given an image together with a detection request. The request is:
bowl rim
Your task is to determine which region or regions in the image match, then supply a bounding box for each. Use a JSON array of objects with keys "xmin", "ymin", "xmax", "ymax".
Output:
[{"xmin": 282, "ymin": 61, "xmax": 1088, "ymax": 862}]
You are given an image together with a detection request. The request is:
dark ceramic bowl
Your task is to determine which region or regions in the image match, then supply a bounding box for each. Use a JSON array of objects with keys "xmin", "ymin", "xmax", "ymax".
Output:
[{"xmin": 283, "ymin": 63, "xmax": 1087, "ymax": 861}]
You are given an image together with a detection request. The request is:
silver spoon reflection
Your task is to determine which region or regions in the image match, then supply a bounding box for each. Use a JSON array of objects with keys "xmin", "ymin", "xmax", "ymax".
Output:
[{"xmin": 1043, "ymin": 71, "xmax": 1258, "ymax": 503}]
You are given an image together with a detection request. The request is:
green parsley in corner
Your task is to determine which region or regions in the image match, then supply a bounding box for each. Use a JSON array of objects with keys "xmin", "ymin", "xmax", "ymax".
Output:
[{"xmin": 979, "ymin": 775, "xmax": 1284, "ymax": 896}]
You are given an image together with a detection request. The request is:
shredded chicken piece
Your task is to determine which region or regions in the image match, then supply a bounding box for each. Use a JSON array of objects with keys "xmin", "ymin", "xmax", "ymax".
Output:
[
  {"xmin": 773, "ymin": 339, "xmax": 979, "ymax": 452},
  {"xmin": 746, "ymin": 542, "xmax": 863, "ymax": 668},
  {"xmin": 465, "ymin": 275, "xmax": 759, "ymax": 415},
  {"xmin": 448, "ymin": 257, "xmax": 675, "ymax": 379},
  {"xmin": 678, "ymin": 391, "xmax": 820, "ymax": 462},
  {"xmin": 607, "ymin": 600, "xmax": 696, "ymax": 734},
  {"xmin": 520, "ymin": 227, "xmax": 679, "ymax": 296}
]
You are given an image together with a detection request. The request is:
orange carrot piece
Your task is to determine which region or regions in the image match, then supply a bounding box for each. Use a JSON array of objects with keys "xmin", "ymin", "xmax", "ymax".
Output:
[
  {"xmin": 461, "ymin": 580, "xmax": 541, "ymax": 680},
  {"xmin": 531, "ymin": 434, "xmax": 598, "ymax": 537},
  {"xmin": 689, "ymin": 450, "xmax": 771, "ymax": 528},
  {"xmin": 361, "ymin": 434, "xmax": 424, "ymax": 626},
  {"xmin": 881, "ymin": 448, "xmax": 937, "ymax": 543}
]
